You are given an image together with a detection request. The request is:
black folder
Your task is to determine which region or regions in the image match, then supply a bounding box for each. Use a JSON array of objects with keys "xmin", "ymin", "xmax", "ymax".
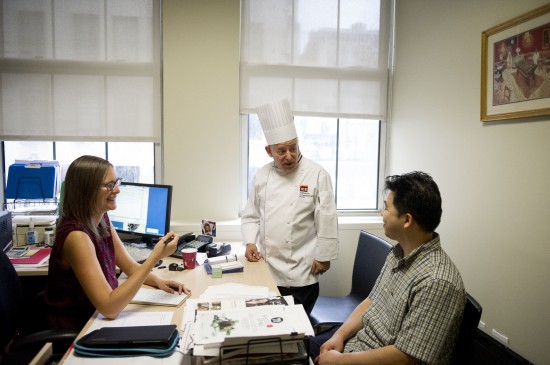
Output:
[{"xmin": 78, "ymin": 325, "xmax": 178, "ymax": 349}]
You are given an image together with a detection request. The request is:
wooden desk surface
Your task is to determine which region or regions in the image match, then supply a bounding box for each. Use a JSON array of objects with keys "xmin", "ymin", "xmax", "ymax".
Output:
[
  {"xmin": 60, "ymin": 243, "xmax": 279, "ymax": 363},
  {"xmin": 15, "ymin": 265, "xmax": 48, "ymax": 276}
]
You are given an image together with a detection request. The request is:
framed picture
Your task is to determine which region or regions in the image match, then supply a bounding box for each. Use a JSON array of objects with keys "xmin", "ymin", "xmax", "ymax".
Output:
[{"xmin": 481, "ymin": 4, "xmax": 550, "ymax": 122}]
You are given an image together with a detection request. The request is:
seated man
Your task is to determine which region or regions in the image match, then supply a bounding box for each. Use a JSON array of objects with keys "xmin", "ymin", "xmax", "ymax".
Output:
[{"xmin": 310, "ymin": 171, "xmax": 466, "ymax": 365}]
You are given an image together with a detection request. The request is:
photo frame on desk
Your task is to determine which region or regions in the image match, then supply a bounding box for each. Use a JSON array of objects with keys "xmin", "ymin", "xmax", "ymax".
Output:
[{"xmin": 481, "ymin": 4, "xmax": 550, "ymax": 122}]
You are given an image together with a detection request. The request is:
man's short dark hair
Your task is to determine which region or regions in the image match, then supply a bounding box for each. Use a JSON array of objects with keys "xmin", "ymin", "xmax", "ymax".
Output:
[{"xmin": 384, "ymin": 171, "xmax": 442, "ymax": 232}]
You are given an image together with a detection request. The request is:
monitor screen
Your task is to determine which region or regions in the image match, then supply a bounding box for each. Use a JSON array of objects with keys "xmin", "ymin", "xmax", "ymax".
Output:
[{"xmin": 109, "ymin": 182, "xmax": 173, "ymax": 245}]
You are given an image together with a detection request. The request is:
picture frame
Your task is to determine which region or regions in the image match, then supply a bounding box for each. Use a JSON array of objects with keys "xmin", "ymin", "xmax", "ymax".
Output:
[{"xmin": 481, "ymin": 4, "xmax": 550, "ymax": 122}]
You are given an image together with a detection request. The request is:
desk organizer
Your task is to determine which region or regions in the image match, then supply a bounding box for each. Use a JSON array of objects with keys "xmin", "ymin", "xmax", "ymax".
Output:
[{"xmin": 214, "ymin": 336, "xmax": 310, "ymax": 365}]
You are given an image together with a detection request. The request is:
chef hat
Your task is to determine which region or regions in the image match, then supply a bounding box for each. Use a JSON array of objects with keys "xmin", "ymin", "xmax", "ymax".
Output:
[{"xmin": 256, "ymin": 99, "xmax": 297, "ymax": 145}]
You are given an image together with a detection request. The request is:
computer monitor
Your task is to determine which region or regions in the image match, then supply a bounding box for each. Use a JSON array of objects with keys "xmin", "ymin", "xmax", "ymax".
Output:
[
  {"xmin": 108, "ymin": 182, "xmax": 173, "ymax": 245},
  {"xmin": 0, "ymin": 210, "xmax": 13, "ymax": 253}
]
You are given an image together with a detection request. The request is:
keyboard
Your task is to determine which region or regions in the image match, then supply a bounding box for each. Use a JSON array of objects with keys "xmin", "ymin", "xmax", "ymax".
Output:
[
  {"xmin": 170, "ymin": 239, "xmax": 210, "ymax": 258},
  {"xmin": 123, "ymin": 242, "xmax": 162, "ymax": 267}
]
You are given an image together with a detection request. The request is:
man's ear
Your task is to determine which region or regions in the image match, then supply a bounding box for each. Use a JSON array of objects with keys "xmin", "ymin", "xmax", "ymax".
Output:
[
  {"xmin": 403, "ymin": 213, "xmax": 414, "ymax": 228},
  {"xmin": 265, "ymin": 145, "xmax": 273, "ymax": 157}
]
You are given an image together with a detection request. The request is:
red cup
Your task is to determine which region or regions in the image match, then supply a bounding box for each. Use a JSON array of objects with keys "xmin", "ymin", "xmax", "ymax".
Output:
[{"xmin": 182, "ymin": 248, "xmax": 197, "ymax": 269}]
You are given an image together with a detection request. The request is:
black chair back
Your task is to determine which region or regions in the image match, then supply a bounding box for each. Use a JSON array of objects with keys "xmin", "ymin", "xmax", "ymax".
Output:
[
  {"xmin": 349, "ymin": 230, "xmax": 393, "ymax": 301},
  {"xmin": 0, "ymin": 250, "xmax": 24, "ymax": 353},
  {"xmin": 451, "ymin": 293, "xmax": 482, "ymax": 364}
]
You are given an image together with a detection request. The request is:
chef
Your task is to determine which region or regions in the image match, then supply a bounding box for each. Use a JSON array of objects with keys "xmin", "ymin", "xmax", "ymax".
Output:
[{"xmin": 241, "ymin": 99, "xmax": 339, "ymax": 316}]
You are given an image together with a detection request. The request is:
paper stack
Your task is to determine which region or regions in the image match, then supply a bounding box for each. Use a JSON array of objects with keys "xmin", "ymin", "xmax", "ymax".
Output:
[{"xmin": 182, "ymin": 286, "xmax": 313, "ymax": 364}]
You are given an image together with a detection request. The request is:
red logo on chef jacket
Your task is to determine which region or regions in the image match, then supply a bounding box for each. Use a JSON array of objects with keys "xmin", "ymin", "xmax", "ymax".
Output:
[{"xmin": 299, "ymin": 184, "xmax": 312, "ymax": 198}]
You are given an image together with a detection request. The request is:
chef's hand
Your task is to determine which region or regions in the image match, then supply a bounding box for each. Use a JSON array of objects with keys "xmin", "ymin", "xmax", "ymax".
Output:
[
  {"xmin": 245, "ymin": 244, "xmax": 262, "ymax": 262},
  {"xmin": 311, "ymin": 260, "xmax": 330, "ymax": 275}
]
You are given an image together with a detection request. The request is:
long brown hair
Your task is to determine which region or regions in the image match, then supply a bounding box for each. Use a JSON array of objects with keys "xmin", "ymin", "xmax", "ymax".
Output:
[{"xmin": 62, "ymin": 155, "xmax": 112, "ymax": 239}]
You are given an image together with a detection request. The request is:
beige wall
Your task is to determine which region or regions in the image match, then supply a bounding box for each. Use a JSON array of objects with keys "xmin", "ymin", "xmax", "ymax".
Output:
[
  {"xmin": 163, "ymin": 0, "xmax": 241, "ymax": 227},
  {"xmin": 391, "ymin": 1, "xmax": 550, "ymax": 364},
  {"xmin": 163, "ymin": 1, "xmax": 550, "ymax": 363}
]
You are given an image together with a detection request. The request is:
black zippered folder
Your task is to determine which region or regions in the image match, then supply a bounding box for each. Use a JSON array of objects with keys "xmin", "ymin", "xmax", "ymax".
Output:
[{"xmin": 78, "ymin": 325, "xmax": 177, "ymax": 349}]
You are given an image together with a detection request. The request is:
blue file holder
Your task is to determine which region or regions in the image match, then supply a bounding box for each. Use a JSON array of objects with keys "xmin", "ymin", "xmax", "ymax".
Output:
[{"xmin": 5, "ymin": 164, "xmax": 58, "ymax": 200}]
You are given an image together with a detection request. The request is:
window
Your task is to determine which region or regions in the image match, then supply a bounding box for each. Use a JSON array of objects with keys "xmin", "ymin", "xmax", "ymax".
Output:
[
  {"xmin": 240, "ymin": 0, "xmax": 393, "ymax": 211},
  {"xmin": 2, "ymin": 141, "xmax": 155, "ymax": 201},
  {"xmin": 0, "ymin": 0, "xmax": 162, "ymax": 200},
  {"xmin": 246, "ymin": 115, "xmax": 380, "ymax": 211}
]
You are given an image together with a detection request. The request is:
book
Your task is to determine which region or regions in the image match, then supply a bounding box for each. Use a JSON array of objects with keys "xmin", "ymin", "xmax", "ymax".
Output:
[
  {"xmin": 130, "ymin": 287, "xmax": 191, "ymax": 307},
  {"xmin": 203, "ymin": 254, "xmax": 244, "ymax": 275},
  {"xmin": 9, "ymin": 247, "xmax": 51, "ymax": 266}
]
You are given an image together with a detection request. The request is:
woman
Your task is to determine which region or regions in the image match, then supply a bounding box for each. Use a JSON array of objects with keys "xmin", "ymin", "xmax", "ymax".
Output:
[{"xmin": 45, "ymin": 155, "xmax": 190, "ymax": 330}]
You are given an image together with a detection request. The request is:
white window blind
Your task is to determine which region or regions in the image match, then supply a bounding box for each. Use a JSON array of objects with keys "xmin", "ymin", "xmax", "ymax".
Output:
[
  {"xmin": 240, "ymin": 0, "xmax": 392, "ymax": 120},
  {"xmin": 0, "ymin": 0, "xmax": 161, "ymax": 142}
]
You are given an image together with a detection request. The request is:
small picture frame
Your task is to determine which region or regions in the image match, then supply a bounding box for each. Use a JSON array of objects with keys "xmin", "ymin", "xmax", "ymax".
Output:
[{"xmin": 202, "ymin": 219, "xmax": 216, "ymax": 237}]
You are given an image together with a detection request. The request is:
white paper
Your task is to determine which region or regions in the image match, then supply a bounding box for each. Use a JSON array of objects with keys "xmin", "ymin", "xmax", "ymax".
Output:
[
  {"xmin": 87, "ymin": 310, "xmax": 174, "ymax": 332},
  {"xmin": 199, "ymin": 284, "xmax": 269, "ymax": 301},
  {"xmin": 131, "ymin": 287, "xmax": 190, "ymax": 307}
]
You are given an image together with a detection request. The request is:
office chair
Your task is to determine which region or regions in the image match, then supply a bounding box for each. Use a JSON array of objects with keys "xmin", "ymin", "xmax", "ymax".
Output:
[
  {"xmin": 0, "ymin": 250, "xmax": 78, "ymax": 365},
  {"xmin": 309, "ymin": 230, "xmax": 393, "ymax": 332},
  {"xmin": 451, "ymin": 293, "xmax": 482, "ymax": 365}
]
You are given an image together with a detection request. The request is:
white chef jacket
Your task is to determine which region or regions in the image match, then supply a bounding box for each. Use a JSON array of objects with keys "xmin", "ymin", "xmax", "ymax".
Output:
[{"xmin": 241, "ymin": 156, "xmax": 339, "ymax": 287}]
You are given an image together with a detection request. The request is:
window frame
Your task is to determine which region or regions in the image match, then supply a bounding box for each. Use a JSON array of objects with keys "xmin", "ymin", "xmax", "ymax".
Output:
[
  {"xmin": 239, "ymin": 0, "xmax": 394, "ymax": 215},
  {"xmin": 239, "ymin": 114, "xmax": 388, "ymax": 215},
  {"xmin": 0, "ymin": 141, "xmax": 162, "ymax": 206}
]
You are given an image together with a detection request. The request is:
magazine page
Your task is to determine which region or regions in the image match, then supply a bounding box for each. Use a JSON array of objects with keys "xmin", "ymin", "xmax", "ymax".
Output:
[
  {"xmin": 193, "ymin": 304, "xmax": 314, "ymax": 347},
  {"xmin": 183, "ymin": 296, "xmax": 294, "ymax": 323}
]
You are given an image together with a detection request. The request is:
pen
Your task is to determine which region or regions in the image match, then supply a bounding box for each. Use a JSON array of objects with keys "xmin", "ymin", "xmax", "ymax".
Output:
[{"xmin": 164, "ymin": 234, "xmax": 175, "ymax": 245}]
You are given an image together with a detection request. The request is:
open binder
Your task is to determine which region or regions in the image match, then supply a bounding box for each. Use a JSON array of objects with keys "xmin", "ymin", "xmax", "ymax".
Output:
[{"xmin": 203, "ymin": 255, "xmax": 244, "ymax": 274}]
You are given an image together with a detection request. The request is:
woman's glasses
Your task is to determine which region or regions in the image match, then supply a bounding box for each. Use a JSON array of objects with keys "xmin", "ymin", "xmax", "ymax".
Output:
[{"xmin": 101, "ymin": 178, "xmax": 122, "ymax": 191}]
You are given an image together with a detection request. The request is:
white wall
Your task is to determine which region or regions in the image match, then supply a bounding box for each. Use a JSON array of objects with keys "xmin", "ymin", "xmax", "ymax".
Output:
[
  {"xmin": 391, "ymin": 1, "xmax": 550, "ymax": 364},
  {"xmin": 163, "ymin": 1, "xmax": 550, "ymax": 364}
]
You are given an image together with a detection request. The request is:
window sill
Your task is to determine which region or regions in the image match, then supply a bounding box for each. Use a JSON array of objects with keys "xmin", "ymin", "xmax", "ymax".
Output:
[{"xmin": 171, "ymin": 216, "xmax": 383, "ymax": 242}]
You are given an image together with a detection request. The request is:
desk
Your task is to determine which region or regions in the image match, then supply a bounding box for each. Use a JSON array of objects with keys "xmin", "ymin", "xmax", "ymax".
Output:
[
  {"xmin": 60, "ymin": 243, "xmax": 280, "ymax": 363},
  {"xmin": 15, "ymin": 265, "xmax": 48, "ymax": 276}
]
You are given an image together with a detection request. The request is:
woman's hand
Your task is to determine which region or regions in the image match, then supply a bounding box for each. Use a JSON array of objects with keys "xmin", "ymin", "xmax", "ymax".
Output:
[
  {"xmin": 156, "ymin": 279, "xmax": 191, "ymax": 295},
  {"xmin": 150, "ymin": 232, "xmax": 179, "ymax": 260}
]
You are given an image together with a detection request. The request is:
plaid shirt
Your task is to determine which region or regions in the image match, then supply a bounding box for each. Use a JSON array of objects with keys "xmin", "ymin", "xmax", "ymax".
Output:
[{"xmin": 343, "ymin": 233, "xmax": 466, "ymax": 365}]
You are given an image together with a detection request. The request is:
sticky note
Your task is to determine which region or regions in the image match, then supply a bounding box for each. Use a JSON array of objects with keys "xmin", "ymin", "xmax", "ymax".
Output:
[{"xmin": 212, "ymin": 267, "xmax": 223, "ymax": 278}]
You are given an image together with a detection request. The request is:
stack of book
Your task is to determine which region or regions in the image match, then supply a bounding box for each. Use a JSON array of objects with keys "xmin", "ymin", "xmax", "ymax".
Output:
[{"xmin": 8, "ymin": 247, "xmax": 51, "ymax": 268}]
